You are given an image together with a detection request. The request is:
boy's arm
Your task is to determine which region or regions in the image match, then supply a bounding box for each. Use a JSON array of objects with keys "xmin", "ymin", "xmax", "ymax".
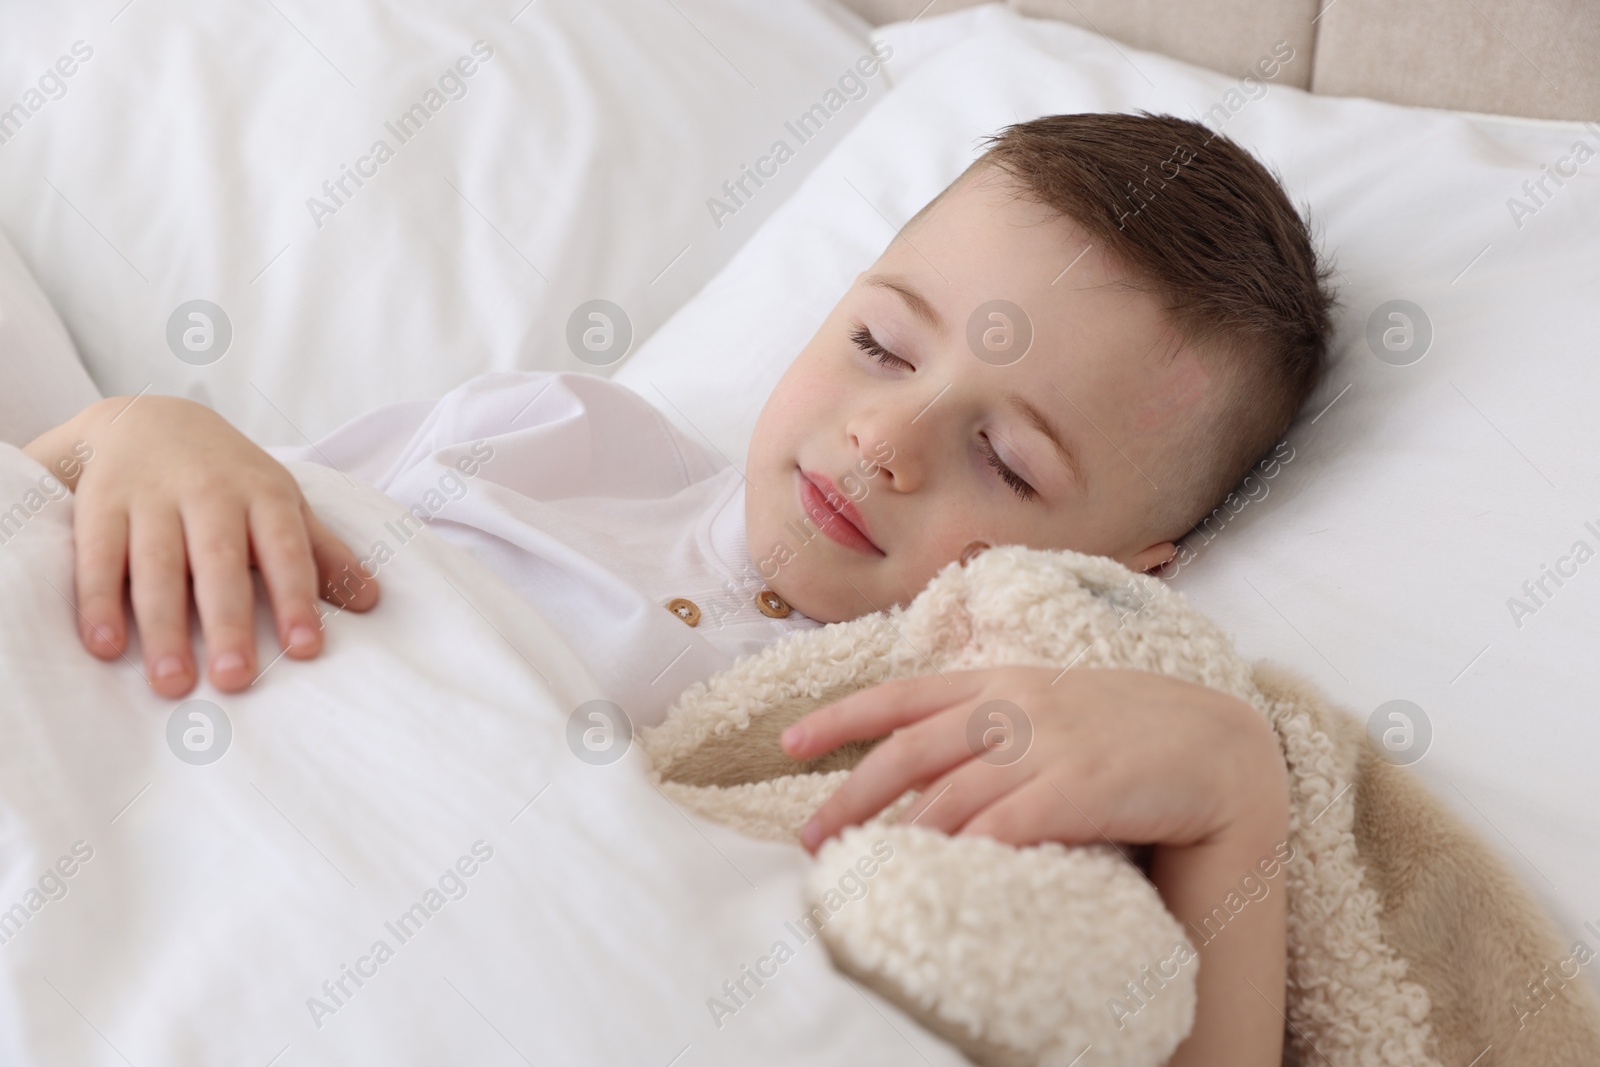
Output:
[
  {"xmin": 1153, "ymin": 793, "xmax": 1288, "ymax": 1065},
  {"xmin": 24, "ymin": 395, "xmax": 379, "ymax": 697}
]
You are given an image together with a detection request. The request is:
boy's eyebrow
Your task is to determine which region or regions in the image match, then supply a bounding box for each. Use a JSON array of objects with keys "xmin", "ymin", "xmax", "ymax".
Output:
[
  {"xmin": 865, "ymin": 273, "xmax": 944, "ymax": 333},
  {"xmin": 1008, "ymin": 393, "xmax": 1088, "ymax": 492}
]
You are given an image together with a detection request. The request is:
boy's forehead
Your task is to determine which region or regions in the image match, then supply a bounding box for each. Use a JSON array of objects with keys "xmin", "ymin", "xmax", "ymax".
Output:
[
  {"xmin": 884, "ymin": 169, "xmax": 1127, "ymax": 328},
  {"xmin": 900, "ymin": 166, "xmax": 1080, "ymax": 269}
]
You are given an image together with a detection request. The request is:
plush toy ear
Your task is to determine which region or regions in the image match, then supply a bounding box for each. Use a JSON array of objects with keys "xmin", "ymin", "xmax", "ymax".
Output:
[
  {"xmin": 809, "ymin": 826, "xmax": 1197, "ymax": 1067},
  {"xmin": 655, "ymin": 691, "xmax": 882, "ymax": 788},
  {"xmin": 638, "ymin": 612, "xmax": 910, "ymax": 842},
  {"xmin": 641, "ymin": 612, "xmax": 906, "ymax": 792}
]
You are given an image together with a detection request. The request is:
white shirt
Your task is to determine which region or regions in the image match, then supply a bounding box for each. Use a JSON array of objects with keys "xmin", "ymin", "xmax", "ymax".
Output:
[{"xmin": 267, "ymin": 371, "xmax": 822, "ymax": 728}]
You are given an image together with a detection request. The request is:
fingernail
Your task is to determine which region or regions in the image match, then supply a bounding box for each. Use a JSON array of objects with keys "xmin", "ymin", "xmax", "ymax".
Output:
[
  {"xmin": 782, "ymin": 725, "xmax": 805, "ymax": 751},
  {"xmin": 91, "ymin": 623, "xmax": 120, "ymax": 653},
  {"xmin": 154, "ymin": 655, "xmax": 186, "ymax": 680},
  {"xmin": 212, "ymin": 651, "xmax": 246, "ymax": 675},
  {"xmin": 289, "ymin": 624, "xmax": 318, "ymax": 650},
  {"xmin": 800, "ymin": 819, "xmax": 821, "ymax": 851}
]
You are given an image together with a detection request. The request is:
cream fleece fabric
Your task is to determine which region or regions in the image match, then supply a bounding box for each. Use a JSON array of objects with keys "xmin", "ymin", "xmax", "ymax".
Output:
[{"xmin": 642, "ymin": 546, "xmax": 1600, "ymax": 1065}]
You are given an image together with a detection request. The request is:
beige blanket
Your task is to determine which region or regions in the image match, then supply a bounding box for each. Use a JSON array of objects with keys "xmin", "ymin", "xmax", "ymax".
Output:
[{"xmin": 642, "ymin": 546, "xmax": 1600, "ymax": 1065}]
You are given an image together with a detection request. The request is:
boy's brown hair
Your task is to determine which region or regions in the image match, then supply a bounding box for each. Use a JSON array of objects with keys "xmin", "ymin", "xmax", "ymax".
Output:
[{"xmin": 915, "ymin": 112, "xmax": 1335, "ymax": 545}]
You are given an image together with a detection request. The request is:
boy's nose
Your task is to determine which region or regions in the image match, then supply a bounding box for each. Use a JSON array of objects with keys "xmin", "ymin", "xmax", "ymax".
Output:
[
  {"xmin": 847, "ymin": 389, "xmax": 941, "ymax": 487},
  {"xmin": 850, "ymin": 426, "xmax": 919, "ymax": 493}
]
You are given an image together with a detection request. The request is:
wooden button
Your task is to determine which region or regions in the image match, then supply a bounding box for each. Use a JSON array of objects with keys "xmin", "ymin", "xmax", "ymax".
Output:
[
  {"xmin": 666, "ymin": 597, "xmax": 700, "ymax": 627},
  {"xmin": 755, "ymin": 589, "xmax": 791, "ymax": 618},
  {"xmin": 959, "ymin": 540, "xmax": 991, "ymax": 567}
]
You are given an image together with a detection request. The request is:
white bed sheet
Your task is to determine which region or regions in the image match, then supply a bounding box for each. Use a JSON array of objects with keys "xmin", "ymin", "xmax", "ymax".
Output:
[
  {"xmin": 0, "ymin": 448, "xmax": 967, "ymax": 1067},
  {"xmin": 614, "ymin": 4, "xmax": 1600, "ymax": 954},
  {"xmin": 0, "ymin": 0, "xmax": 879, "ymax": 447}
]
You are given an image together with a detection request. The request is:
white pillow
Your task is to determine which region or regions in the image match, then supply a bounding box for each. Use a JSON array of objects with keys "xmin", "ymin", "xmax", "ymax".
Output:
[
  {"xmin": 0, "ymin": 224, "xmax": 100, "ymax": 448},
  {"xmin": 0, "ymin": 0, "xmax": 879, "ymax": 446},
  {"xmin": 615, "ymin": 4, "xmax": 1600, "ymax": 946}
]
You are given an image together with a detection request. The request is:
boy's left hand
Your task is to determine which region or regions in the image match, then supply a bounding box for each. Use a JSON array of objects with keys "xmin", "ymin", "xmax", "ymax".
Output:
[{"xmin": 782, "ymin": 665, "xmax": 1287, "ymax": 854}]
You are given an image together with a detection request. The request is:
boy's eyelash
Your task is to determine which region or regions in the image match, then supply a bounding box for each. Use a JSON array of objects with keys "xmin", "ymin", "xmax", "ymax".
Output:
[
  {"xmin": 979, "ymin": 434, "xmax": 1038, "ymax": 502},
  {"xmin": 850, "ymin": 325, "xmax": 913, "ymax": 370}
]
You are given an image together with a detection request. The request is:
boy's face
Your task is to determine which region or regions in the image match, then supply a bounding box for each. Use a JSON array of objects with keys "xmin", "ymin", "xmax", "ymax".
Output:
[{"xmin": 745, "ymin": 167, "xmax": 1218, "ymax": 624}]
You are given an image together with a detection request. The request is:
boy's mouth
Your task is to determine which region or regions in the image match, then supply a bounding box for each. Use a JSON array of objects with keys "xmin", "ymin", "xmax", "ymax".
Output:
[{"xmin": 798, "ymin": 468, "xmax": 883, "ymax": 556}]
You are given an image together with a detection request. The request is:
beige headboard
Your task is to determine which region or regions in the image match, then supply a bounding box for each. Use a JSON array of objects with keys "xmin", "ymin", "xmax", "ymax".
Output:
[{"xmin": 842, "ymin": 0, "xmax": 1600, "ymax": 122}]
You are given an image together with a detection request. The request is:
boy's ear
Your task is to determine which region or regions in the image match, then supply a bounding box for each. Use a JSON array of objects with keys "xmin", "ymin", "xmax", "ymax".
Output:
[{"xmin": 1125, "ymin": 541, "xmax": 1177, "ymax": 574}]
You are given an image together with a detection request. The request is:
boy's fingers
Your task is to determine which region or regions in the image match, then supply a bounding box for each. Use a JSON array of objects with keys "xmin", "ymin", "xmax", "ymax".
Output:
[
  {"xmin": 185, "ymin": 504, "xmax": 257, "ymax": 692},
  {"xmin": 800, "ymin": 710, "xmax": 974, "ymax": 851},
  {"xmin": 128, "ymin": 506, "xmax": 196, "ymax": 697},
  {"xmin": 783, "ymin": 673, "xmax": 977, "ymax": 759},
  {"xmin": 960, "ymin": 776, "xmax": 1090, "ymax": 848},
  {"xmin": 896, "ymin": 759, "xmax": 1030, "ymax": 836},
  {"xmin": 248, "ymin": 497, "xmax": 324, "ymax": 659},
  {"xmin": 72, "ymin": 501, "xmax": 129, "ymax": 659},
  {"xmin": 305, "ymin": 508, "xmax": 378, "ymax": 612}
]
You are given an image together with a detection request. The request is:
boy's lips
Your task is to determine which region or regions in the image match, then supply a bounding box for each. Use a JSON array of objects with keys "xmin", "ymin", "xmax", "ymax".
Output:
[{"xmin": 798, "ymin": 468, "xmax": 883, "ymax": 555}]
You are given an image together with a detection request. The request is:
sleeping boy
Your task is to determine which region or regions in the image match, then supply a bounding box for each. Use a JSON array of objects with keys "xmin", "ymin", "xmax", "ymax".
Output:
[{"xmin": 24, "ymin": 112, "xmax": 1335, "ymax": 1065}]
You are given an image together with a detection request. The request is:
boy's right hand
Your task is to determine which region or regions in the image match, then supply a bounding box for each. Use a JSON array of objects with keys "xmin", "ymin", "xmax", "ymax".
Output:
[{"xmin": 23, "ymin": 394, "xmax": 380, "ymax": 697}]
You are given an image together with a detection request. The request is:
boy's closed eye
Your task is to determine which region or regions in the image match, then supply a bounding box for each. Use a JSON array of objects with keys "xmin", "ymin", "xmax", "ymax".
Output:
[{"xmin": 849, "ymin": 323, "xmax": 910, "ymax": 370}]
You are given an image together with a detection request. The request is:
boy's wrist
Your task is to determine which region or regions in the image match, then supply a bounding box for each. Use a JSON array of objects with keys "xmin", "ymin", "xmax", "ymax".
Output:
[
  {"xmin": 22, "ymin": 396, "xmax": 118, "ymax": 491},
  {"xmin": 1211, "ymin": 693, "xmax": 1290, "ymax": 841},
  {"xmin": 1148, "ymin": 693, "xmax": 1290, "ymax": 912}
]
